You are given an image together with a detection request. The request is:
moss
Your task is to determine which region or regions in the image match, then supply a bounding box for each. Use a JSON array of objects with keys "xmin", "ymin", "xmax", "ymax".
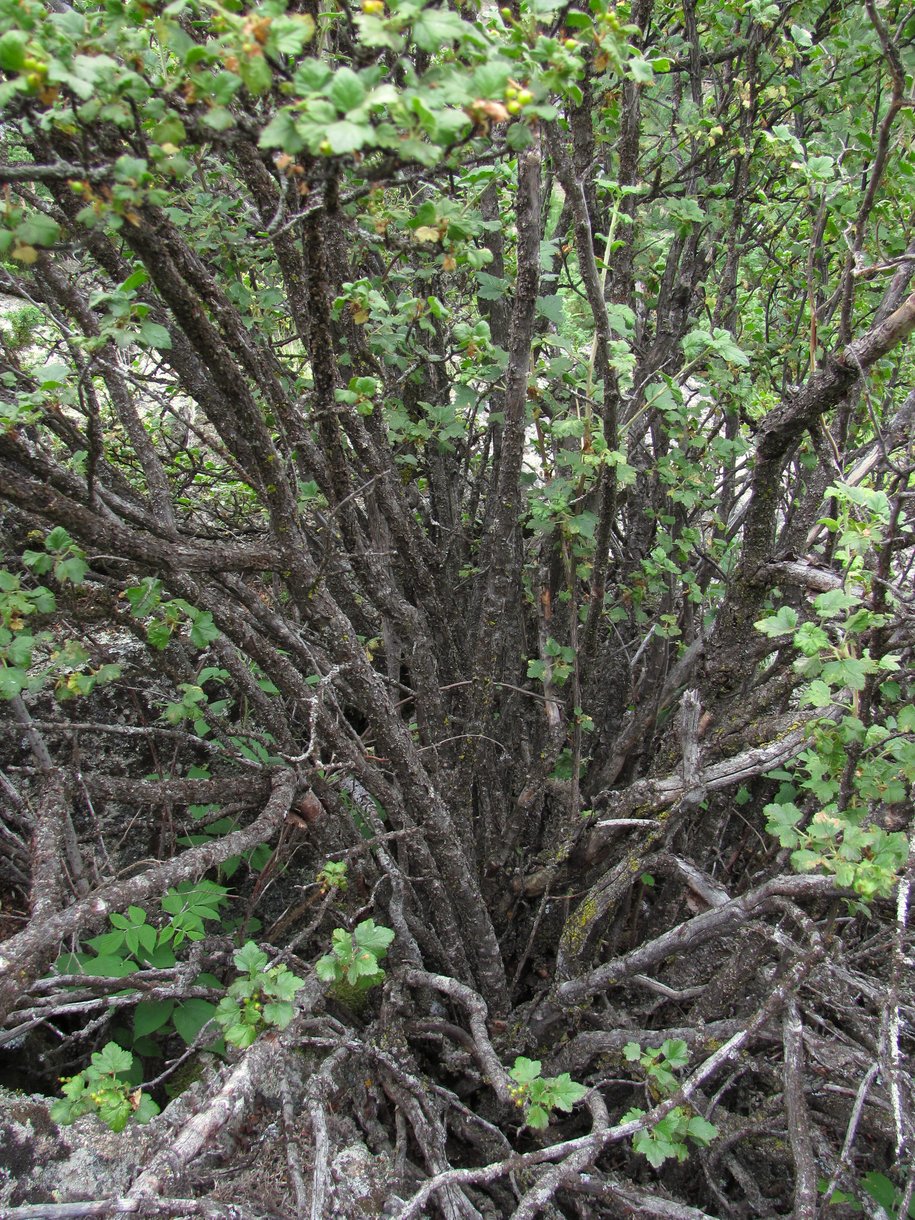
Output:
[
  {"xmin": 164, "ymin": 1054, "xmax": 207, "ymax": 1100},
  {"xmin": 562, "ymin": 896, "xmax": 598, "ymax": 957}
]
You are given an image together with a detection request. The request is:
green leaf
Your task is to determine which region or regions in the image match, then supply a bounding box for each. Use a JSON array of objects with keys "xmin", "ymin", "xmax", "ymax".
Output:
[
  {"xmin": 133, "ymin": 1094, "xmax": 160, "ymax": 1125},
  {"xmin": 45, "ymin": 527, "xmax": 71, "ymax": 551},
  {"xmin": 323, "ymin": 121, "xmax": 372, "ymax": 154},
  {"xmin": 259, "ymin": 109, "xmax": 305, "ymax": 153},
  {"xmin": 234, "ymin": 941, "xmax": 269, "ymax": 974},
  {"xmin": 536, "ymin": 295, "xmax": 564, "ymax": 325},
  {"xmin": 98, "ymin": 1098, "xmax": 131, "ymax": 1133},
  {"xmin": 665, "ymin": 197, "xmax": 705, "ymax": 223},
  {"xmin": 686, "ymin": 1115, "xmax": 718, "ymax": 1145},
  {"xmin": 525, "ymin": 1103, "xmax": 549, "ymax": 1129},
  {"xmin": 146, "ymin": 620, "xmax": 173, "ymax": 650},
  {"xmin": 247, "ymin": 842, "xmax": 274, "ymax": 871},
  {"xmin": 353, "ymin": 919, "xmax": 395, "ymax": 957},
  {"xmin": 354, "ymin": 12, "xmax": 404, "ymax": 50},
  {"xmin": 794, "ymin": 623, "xmax": 830, "ymax": 655},
  {"xmin": 328, "ymin": 67, "xmax": 366, "ymax": 112},
  {"xmin": 133, "ymin": 999, "xmax": 175, "ymax": 1038},
  {"xmin": 145, "ymin": 943, "xmax": 177, "ymax": 969},
  {"xmin": 764, "ymin": 801, "xmax": 804, "ymax": 848},
  {"xmin": 806, "ymin": 155, "xmax": 834, "ymax": 180},
  {"xmin": 316, "ymin": 955, "xmax": 340, "ymax": 983},
  {"xmin": 263, "ymin": 1000, "xmax": 295, "ymax": 1028},
  {"xmin": 812, "ymin": 588, "xmax": 860, "ymax": 618},
  {"xmin": 476, "ymin": 272, "xmax": 509, "ymax": 301},
  {"xmin": 506, "ymin": 123, "xmax": 533, "ymax": 151},
  {"xmin": 860, "ymin": 1172, "xmax": 907, "ymax": 1214},
  {"xmin": 87, "ymin": 929, "xmax": 126, "ymax": 954},
  {"xmin": 510, "ymin": 1056, "xmax": 542, "ymax": 1085},
  {"xmin": 81, "ymin": 954, "xmax": 139, "ymax": 978},
  {"xmin": 17, "ymin": 213, "xmax": 60, "ymax": 248},
  {"xmin": 50, "ymin": 1098, "xmax": 79, "ymax": 1126},
  {"xmin": 349, "ymin": 948, "xmax": 386, "ymax": 979},
  {"xmin": 546, "ymin": 1073, "xmax": 587, "ymax": 1111},
  {"xmin": 138, "ymin": 321, "xmax": 172, "ymax": 350},
  {"xmin": 203, "ymin": 106, "xmax": 236, "ymax": 133},
  {"xmin": 55, "ymin": 557, "xmax": 88, "ymax": 585},
  {"xmin": 189, "ymin": 611, "xmax": 220, "ymax": 648},
  {"xmin": 790, "ymin": 848, "xmax": 822, "ymax": 873},
  {"xmin": 271, "ymin": 14, "xmax": 315, "ymax": 54},
  {"xmin": 412, "ymin": 8, "xmax": 476, "ymax": 51},
  {"xmin": 267, "ymin": 971, "xmax": 306, "ymax": 1001},
  {"xmin": 473, "ymin": 61, "xmax": 512, "ymax": 98},
  {"xmin": 0, "ymin": 667, "xmax": 28, "ymax": 699},
  {"xmin": 627, "ymin": 57, "xmax": 655, "ymax": 84},
  {"xmin": 172, "ymin": 998, "xmax": 217, "ymax": 1044},
  {"xmin": 821, "ymin": 657, "xmax": 870, "ymax": 692},
  {"xmin": 93, "ymin": 1042, "xmax": 133, "ymax": 1075},
  {"xmin": 659, "ymin": 1040, "xmax": 688, "ymax": 1069},
  {"xmin": 800, "ymin": 679, "xmax": 833, "ymax": 708},
  {"xmin": 0, "ymin": 30, "xmax": 27, "ymax": 72},
  {"xmin": 754, "ymin": 606, "xmax": 798, "ymax": 637},
  {"xmin": 127, "ymin": 919, "xmax": 156, "ymax": 953},
  {"xmin": 226, "ymin": 1023, "xmax": 258, "ymax": 1048},
  {"xmin": 32, "ymin": 588, "xmax": 56, "ymax": 614},
  {"xmin": 790, "ymin": 23, "xmax": 813, "ymax": 46}
]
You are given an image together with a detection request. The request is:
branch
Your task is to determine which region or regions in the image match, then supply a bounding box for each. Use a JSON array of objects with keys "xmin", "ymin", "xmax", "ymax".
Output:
[
  {"xmin": 0, "ymin": 772, "xmax": 297, "ymax": 1023},
  {"xmin": 763, "ymin": 559, "xmax": 845, "ymax": 593},
  {"xmin": 0, "ymin": 1201, "xmax": 261, "ymax": 1219},
  {"xmin": 590, "ymin": 714, "xmax": 818, "ymax": 818},
  {"xmin": 783, "ymin": 999, "xmax": 817, "ymax": 1218},
  {"xmin": 712, "ymin": 280, "xmax": 915, "ymax": 670},
  {"xmin": 554, "ymin": 1019, "xmax": 744, "ymax": 1076},
  {"xmin": 678, "ymin": 688, "xmax": 705, "ymax": 806},
  {"xmin": 0, "ymin": 161, "xmax": 114, "ymax": 184},
  {"xmin": 29, "ymin": 768, "xmax": 72, "ymax": 921},
  {"xmin": 572, "ymin": 1174, "xmax": 721, "ymax": 1219},
  {"xmin": 404, "ymin": 969, "xmax": 513, "ymax": 1104},
  {"xmin": 0, "ymin": 441, "xmax": 281, "ymax": 574},
  {"xmin": 553, "ymin": 873, "xmax": 837, "ymax": 1008},
  {"xmin": 509, "ymin": 1091, "xmax": 609, "ymax": 1220},
  {"xmin": 84, "ymin": 774, "xmax": 270, "ymax": 805}
]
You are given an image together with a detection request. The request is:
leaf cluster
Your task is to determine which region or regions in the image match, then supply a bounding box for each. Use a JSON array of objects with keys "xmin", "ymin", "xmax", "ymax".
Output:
[
  {"xmin": 315, "ymin": 919, "xmax": 395, "ymax": 992},
  {"xmin": 50, "ymin": 1043, "xmax": 159, "ymax": 1133},
  {"xmin": 507, "ymin": 1056, "xmax": 587, "ymax": 1130},
  {"xmin": 213, "ymin": 941, "xmax": 306, "ymax": 1049}
]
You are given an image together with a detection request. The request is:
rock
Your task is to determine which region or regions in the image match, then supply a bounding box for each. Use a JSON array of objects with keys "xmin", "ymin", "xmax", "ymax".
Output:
[{"xmin": 0, "ymin": 1086, "xmax": 150, "ymax": 1207}]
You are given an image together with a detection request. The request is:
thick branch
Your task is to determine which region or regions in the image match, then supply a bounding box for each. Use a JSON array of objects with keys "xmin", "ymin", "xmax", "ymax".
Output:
[{"xmin": 553, "ymin": 873, "xmax": 837, "ymax": 1007}]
